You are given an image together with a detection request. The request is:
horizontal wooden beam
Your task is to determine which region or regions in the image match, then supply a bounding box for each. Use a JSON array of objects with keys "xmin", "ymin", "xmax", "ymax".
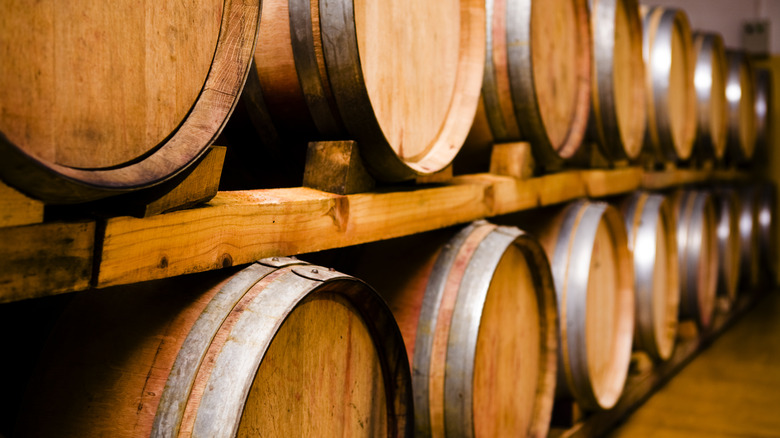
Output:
[{"xmin": 0, "ymin": 167, "xmax": 752, "ymax": 301}]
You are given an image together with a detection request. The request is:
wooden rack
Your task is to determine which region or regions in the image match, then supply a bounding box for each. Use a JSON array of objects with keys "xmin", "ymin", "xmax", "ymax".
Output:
[{"xmin": 0, "ymin": 163, "xmax": 747, "ymax": 304}]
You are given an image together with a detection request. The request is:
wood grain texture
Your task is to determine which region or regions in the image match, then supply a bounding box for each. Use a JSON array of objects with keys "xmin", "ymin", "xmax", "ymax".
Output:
[
  {"xmin": 0, "ymin": 0, "xmax": 260, "ymax": 202},
  {"xmin": 0, "ymin": 221, "xmax": 94, "ymax": 304},
  {"xmin": 95, "ymin": 168, "xmax": 750, "ymax": 289},
  {"xmin": 0, "ymin": 180, "xmax": 43, "ymax": 228}
]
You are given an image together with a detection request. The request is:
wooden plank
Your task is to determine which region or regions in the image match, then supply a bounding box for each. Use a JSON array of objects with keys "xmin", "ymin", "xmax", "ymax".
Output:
[
  {"xmin": 101, "ymin": 166, "xmax": 753, "ymax": 288},
  {"xmin": 0, "ymin": 180, "xmax": 44, "ymax": 228},
  {"xmin": 97, "ymin": 185, "xmax": 492, "ymax": 287},
  {"xmin": 0, "ymin": 221, "xmax": 95, "ymax": 303},
  {"xmin": 582, "ymin": 167, "xmax": 643, "ymax": 198}
]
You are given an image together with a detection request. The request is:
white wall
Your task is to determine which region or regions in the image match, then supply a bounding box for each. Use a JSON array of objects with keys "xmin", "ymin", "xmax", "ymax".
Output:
[{"xmin": 645, "ymin": 0, "xmax": 780, "ymax": 53}]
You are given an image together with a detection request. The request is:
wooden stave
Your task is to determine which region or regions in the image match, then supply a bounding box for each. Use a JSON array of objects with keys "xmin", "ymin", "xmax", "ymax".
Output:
[
  {"xmin": 0, "ymin": 1, "xmax": 260, "ymax": 204},
  {"xmin": 714, "ymin": 188, "xmax": 742, "ymax": 305},
  {"xmin": 246, "ymin": 0, "xmax": 485, "ymax": 182},
  {"xmin": 641, "ymin": 6, "xmax": 697, "ymax": 163},
  {"xmin": 586, "ymin": 0, "xmax": 647, "ymax": 162},
  {"xmin": 481, "ymin": 0, "xmax": 592, "ymax": 169},
  {"xmin": 692, "ymin": 32, "xmax": 729, "ymax": 161},
  {"xmin": 621, "ymin": 191, "xmax": 679, "ymax": 362},
  {"xmin": 517, "ymin": 200, "xmax": 635, "ymax": 411},
  {"xmin": 673, "ymin": 190, "xmax": 719, "ymax": 329},
  {"xmin": 15, "ymin": 259, "xmax": 412, "ymax": 437},
  {"xmin": 725, "ymin": 50, "xmax": 758, "ymax": 165}
]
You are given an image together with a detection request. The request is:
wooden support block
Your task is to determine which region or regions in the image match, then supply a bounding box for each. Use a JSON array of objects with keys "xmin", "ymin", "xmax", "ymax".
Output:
[
  {"xmin": 489, "ymin": 141, "xmax": 535, "ymax": 179},
  {"xmin": 0, "ymin": 180, "xmax": 44, "ymax": 228},
  {"xmin": 137, "ymin": 146, "xmax": 226, "ymax": 217},
  {"xmin": 415, "ymin": 164, "xmax": 453, "ymax": 184},
  {"xmin": 0, "ymin": 221, "xmax": 95, "ymax": 303},
  {"xmin": 677, "ymin": 320, "xmax": 700, "ymax": 340},
  {"xmin": 629, "ymin": 351, "xmax": 654, "ymax": 376},
  {"xmin": 303, "ymin": 141, "xmax": 376, "ymax": 195},
  {"xmin": 587, "ymin": 143, "xmax": 612, "ymax": 169}
]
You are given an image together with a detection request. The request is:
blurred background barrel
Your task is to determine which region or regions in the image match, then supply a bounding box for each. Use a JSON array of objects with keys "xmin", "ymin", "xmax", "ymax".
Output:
[
  {"xmin": 587, "ymin": 0, "xmax": 647, "ymax": 163},
  {"xmin": 510, "ymin": 200, "xmax": 634, "ymax": 411},
  {"xmin": 758, "ymin": 183, "xmax": 778, "ymax": 287},
  {"xmin": 725, "ymin": 50, "xmax": 757, "ymax": 166},
  {"xmin": 692, "ymin": 32, "xmax": 728, "ymax": 162},
  {"xmin": 714, "ymin": 188, "xmax": 742, "ymax": 307},
  {"xmin": 0, "ymin": 1, "xmax": 260, "ymax": 203},
  {"xmin": 237, "ymin": 0, "xmax": 485, "ymax": 182},
  {"xmin": 641, "ymin": 6, "xmax": 697, "ymax": 163},
  {"xmin": 458, "ymin": 0, "xmax": 592, "ymax": 172},
  {"xmin": 15, "ymin": 260, "xmax": 412, "ymax": 437},
  {"xmin": 753, "ymin": 68, "xmax": 773, "ymax": 165},
  {"xmin": 320, "ymin": 222, "xmax": 559, "ymax": 437},
  {"xmin": 738, "ymin": 185, "xmax": 762, "ymax": 290},
  {"xmin": 620, "ymin": 191, "xmax": 679, "ymax": 362},
  {"xmin": 672, "ymin": 190, "xmax": 718, "ymax": 329}
]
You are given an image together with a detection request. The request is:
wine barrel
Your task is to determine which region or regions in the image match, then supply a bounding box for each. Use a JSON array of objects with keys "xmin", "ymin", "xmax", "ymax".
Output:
[
  {"xmin": 758, "ymin": 182, "xmax": 778, "ymax": 285},
  {"xmin": 692, "ymin": 32, "xmax": 728, "ymax": 161},
  {"xmin": 641, "ymin": 6, "xmax": 697, "ymax": 163},
  {"xmin": 725, "ymin": 50, "xmax": 757, "ymax": 165},
  {"xmin": 243, "ymin": 0, "xmax": 485, "ymax": 181},
  {"xmin": 754, "ymin": 68, "xmax": 773, "ymax": 163},
  {"xmin": 15, "ymin": 259, "xmax": 412, "ymax": 437},
  {"xmin": 517, "ymin": 200, "xmax": 634, "ymax": 411},
  {"xmin": 738, "ymin": 185, "xmax": 762, "ymax": 290},
  {"xmin": 339, "ymin": 221, "xmax": 558, "ymax": 437},
  {"xmin": 672, "ymin": 190, "xmax": 719, "ymax": 328},
  {"xmin": 587, "ymin": 0, "xmax": 647, "ymax": 162},
  {"xmin": 621, "ymin": 192, "xmax": 679, "ymax": 362},
  {"xmin": 0, "ymin": 1, "xmax": 260, "ymax": 203},
  {"xmin": 714, "ymin": 189, "xmax": 742, "ymax": 305},
  {"xmin": 474, "ymin": 0, "xmax": 592, "ymax": 169}
]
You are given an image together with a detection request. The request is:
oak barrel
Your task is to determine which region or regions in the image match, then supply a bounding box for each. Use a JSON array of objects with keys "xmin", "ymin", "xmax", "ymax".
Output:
[
  {"xmin": 738, "ymin": 185, "xmax": 762, "ymax": 290},
  {"xmin": 641, "ymin": 6, "xmax": 697, "ymax": 163},
  {"xmin": 620, "ymin": 192, "xmax": 679, "ymax": 362},
  {"xmin": 339, "ymin": 221, "xmax": 558, "ymax": 437},
  {"xmin": 714, "ymin": 189, "xmax": 742, "ymax": 305},
  {"xmin": 243, "ymin": 0, "xmax": 485, "ymax": 181},
  {"xmin": 725, "ymin": 50, "xmax": 757, "ymax": 165},
  {"xmin": 587, "ymin": 0, "xmax": 647, "ymax": 162},
  {"xmin": 758, "ymin": 182, "xmax": 778, "ymax": 286},
  {"xmin": 754, "ymin": 68, "xmax": 773, "ymax": 163},
  {"xmin": 15, "ymin": 259, "xmax": 412, "ymax": 437},
  {"xmin": 0, "ymin": 1, "xmax": 260, "ymax": 203},
  {"xmin": 516, "ymin": 200, "xmax": 634, "ymax": 411},
  {"xmin": 672, "ymin": 190, "xmax": 719, "ymax": 328},
  {"xmin": 472, "ymin": 0, "xmax": 592, "ymax": 169},
  {"xmin": 692, "ymin": 32, "xmax": 729, "ymax": 161}
]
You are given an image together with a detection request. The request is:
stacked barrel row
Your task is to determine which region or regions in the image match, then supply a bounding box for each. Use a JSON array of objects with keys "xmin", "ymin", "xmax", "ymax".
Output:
[
  {"xmin": 13, "ymin": 181, "xmax": 775, "ymax": 436},
  {"xmin": 0, "ymin": 0, "xmax": 773, "ymax": 202}
]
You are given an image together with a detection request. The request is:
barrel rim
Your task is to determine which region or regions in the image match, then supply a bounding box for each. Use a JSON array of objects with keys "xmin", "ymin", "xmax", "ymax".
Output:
[{"xmin": 0, "ymin": 0, "xmax": 261, "ymax": 203}]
